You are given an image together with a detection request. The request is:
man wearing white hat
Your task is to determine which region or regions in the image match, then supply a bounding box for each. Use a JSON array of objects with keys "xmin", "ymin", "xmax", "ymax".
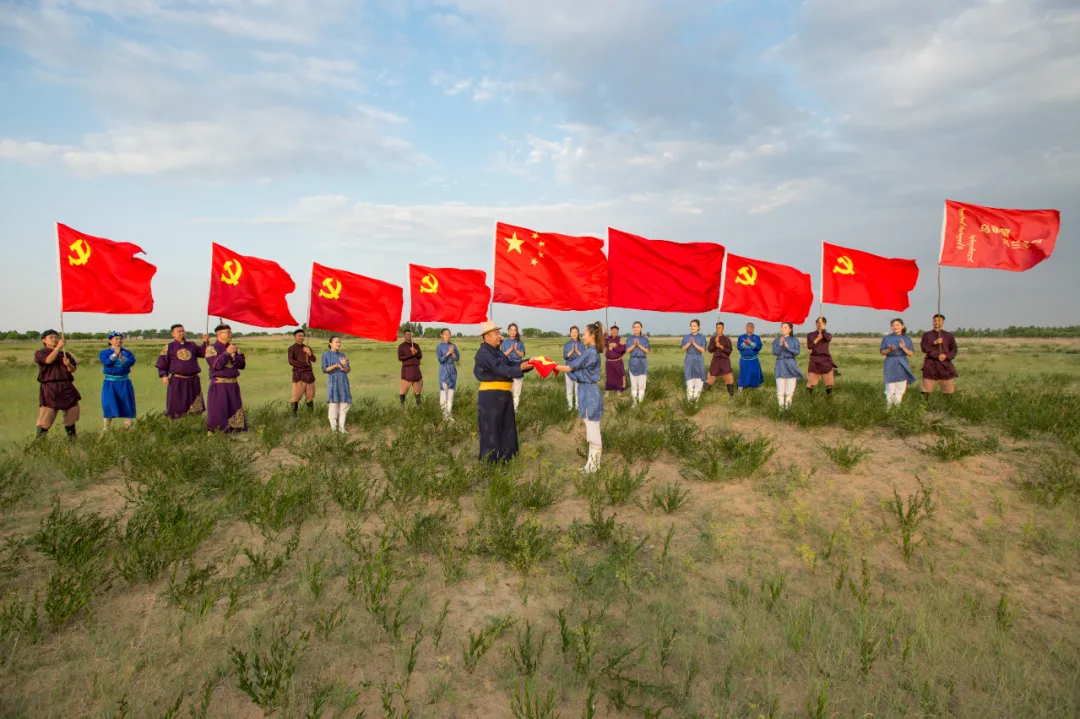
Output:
[{"xmin": 473, "ymin": 321, "xmax": 533, "ymax": 462}]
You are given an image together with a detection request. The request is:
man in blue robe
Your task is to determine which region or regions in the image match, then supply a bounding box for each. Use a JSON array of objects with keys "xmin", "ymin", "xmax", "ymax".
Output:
[
  {"xmin": 99, "ymin": 331, "xmax": 136, "ymax": 429},
  {"xmin": 737, "ymin": 322, "xmax": 764, "ymax": 390},
  {"xmin": 474, "ymin": 321, "xmax": 533, "ymax": 462}
]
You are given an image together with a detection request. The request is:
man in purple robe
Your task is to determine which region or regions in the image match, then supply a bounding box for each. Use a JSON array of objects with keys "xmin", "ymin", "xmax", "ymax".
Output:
[
  {"xmin": 156, "ymin": 324, "xmax": 209, "ymax": 418},
  {"xmin": 398, "ymin": 329, "xmax": 423, "ymax": 406},
  {"xmin": 35, "ymin": 329, "xmax": 81, "ymax": 440},
  {"xmin": 206, "ymin": 323, "xmax": 247, "ymax": 432},
  {"xmin": 604, "ymin": 325, "xmax": 627, "ymax": 392},
  {"xmin": 287, "ymin": 328, "xmax": 316, "ymax": 418},
  {"xmin": 920, "ymin": 313, "xmax": 958, "ymax": 397},
  {"xmin": 806, "ymin": 317, "xmax": 836, "ymax": 395}
]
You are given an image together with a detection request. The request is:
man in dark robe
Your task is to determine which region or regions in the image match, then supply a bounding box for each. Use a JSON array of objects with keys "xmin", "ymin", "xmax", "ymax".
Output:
[
  {"xmin": 156, "ymin": 324, "xmax": 209, "ymax": 418},
  {"xmin": 920, "ymin": 313, "xmax": 959, "ymax": 397},
  {"xmin": 287, "ymin": 328, "xmax": 316, "ymax": 418},
  {"xmin": 35, "ymin": 329, "xmax": 81, "ymax": 439},
  {"xmin": 806, "ymin": 316, "xmax": 836, "ymax": 395},
  {"xmin": 705, "ymin": 321, "xmax": 735, "ymax": 396},
  {"xmin": 397, "ymin": 329, "xmax": 423, "ymax": 406},
  {"xmin": 604, "ymin": 325, "xmax": 627, "ymax": 392},
  {"xmin": 474, "ymin": 321, "xmax": 532, "ymax": 462},
  {"xmin": 206, "ymin": 324, "xmax": 247, "ymax": 433}
]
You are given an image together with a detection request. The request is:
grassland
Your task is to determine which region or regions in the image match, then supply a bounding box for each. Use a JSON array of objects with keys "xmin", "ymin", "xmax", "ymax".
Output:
[{"xmin": 0, "ymin": 335, "xmax": 1078, "ymax": 718}]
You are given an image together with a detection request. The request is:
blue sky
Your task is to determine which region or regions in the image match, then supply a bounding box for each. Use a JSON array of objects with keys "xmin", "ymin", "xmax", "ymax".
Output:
[{"xmin": 1, "ymin": 0, "xmax": 1076, "ymax": 336}]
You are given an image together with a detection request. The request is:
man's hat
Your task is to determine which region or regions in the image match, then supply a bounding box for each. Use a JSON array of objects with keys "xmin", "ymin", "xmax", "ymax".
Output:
[
  {"xmin": 41, "ymin": 329, "xmax": 59, "ymax": 339},
  {"xmin": 480, "ymin": 321, "xmax": 501, "ymax": 336}
]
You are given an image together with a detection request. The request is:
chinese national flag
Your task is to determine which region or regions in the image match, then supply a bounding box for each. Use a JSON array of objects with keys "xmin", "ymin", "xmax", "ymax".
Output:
[
  {"xmin": 309, "ymin": 263, "xmax": 403, "ymax": 342},
  {"xmin": 523, "ymin": 356, "xmax": 560, "ymax": 377},
  {"xmin": 607, "ymin": 228, "xmax": 726, "ymax": 313},
  {"xmin": 208, "ymin": 243, "xmax": 297, "ymax": 328},
  {"xmin": 493, "ymin": 222, "xmax": 608, "ymax": 311},
  {"xmin": 408, "ymin": 264, "xmax": 490, "ymax": 324},
  {"xmin": 940, "ymin": 200, "xmax": 1060, "ymax": 272},
  {"xmin": 822, "ymin": 243, "xmax": 919, "ymax": 311},
  {"xmin": 720, "ymin": 253, "xmax": 813, "ymax": 323},
  {"xmin": 58, "ymin": 223, "xmax": 157, "ymax": 314}
]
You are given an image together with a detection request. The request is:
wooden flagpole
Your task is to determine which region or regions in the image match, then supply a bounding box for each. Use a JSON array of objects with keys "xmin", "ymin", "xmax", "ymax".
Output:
[
  {"xmin": 936, "ymin": 203, "xmax": 947, "ymax": 316},
  {"xmin": 55, "ymin": 222, "xmax": 69, "ymax": 363}
]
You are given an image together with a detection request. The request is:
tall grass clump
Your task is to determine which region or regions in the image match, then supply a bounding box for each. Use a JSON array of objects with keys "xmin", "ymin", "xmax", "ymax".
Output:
[
  {"xmin": 114, "ymin": 482, "xmax": 217, "ymax": 583},
  {"xmin": 0, "ymin": 455, "xmax": 37, "ymax": 509},
  {"xmin": 1019, "ymin": 454, "xmax": 1080, "ymax": 507},
  {"xmin": 824, "ymin": 440, "xmax": 873, "ymax": 473},
  {"xmin": 681, "ymin": 431, "xmax": 775, "ymax": 482},
  {"xmin": 888, "ymin": 477, "xmax": 935, "ymax": 562}
]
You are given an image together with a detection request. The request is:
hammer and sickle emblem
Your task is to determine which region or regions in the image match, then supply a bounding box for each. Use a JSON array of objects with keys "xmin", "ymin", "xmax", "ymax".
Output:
[
  {"xmin": 67, "ymin": 239, "xmax": 92, "ymax": 266},
  {"xmin": 220, "ymin": 259, "xmax": 243, "ymax": 286},
  {"xmin": 419, "ymin": 274, "xmax": 439, "ymax": 294},
  {"xmin": 734, "ymin": 265, "xmax": 757, "ymax": 286},
  {"xmin": 832, "ymin": 256, "xmax": 855, "ymax": 275},
  {"xmin": 318, "ymin": 277, "xmax": 342, "ymax": 300}
]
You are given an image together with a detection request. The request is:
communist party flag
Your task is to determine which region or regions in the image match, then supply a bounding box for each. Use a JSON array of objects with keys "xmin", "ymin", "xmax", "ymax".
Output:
[
  {"xmin": 309, "ymin": 263, "xmax": 403, "ymax": 342},
  {"xmin": 607, "ymin": 228, "xmax": 726, "ymax": 313},
  {"xmin": 408, "ymin": 264, "xmax": 490, "ymax": 324},
  {"xmin": 822, "ymin": 243, "xmax": 919, "ymax": 311},
  {"xmin": 57, "ymin": 223, "xmax": 157, "ymax": 314},
  {"xmin": 493, "ymin": 222, "xmax": 608, "ymax": 311},
  {"xmin": 940, "ymin": 200, "xmax": 1060, "ymax": 272},
  {"xmin": 720, "ymin": 254, "xmax": 813, "ymax": 323},
  {"xmin": 207, "ymin": 243, "xmax": 297, "ymax": 328}
]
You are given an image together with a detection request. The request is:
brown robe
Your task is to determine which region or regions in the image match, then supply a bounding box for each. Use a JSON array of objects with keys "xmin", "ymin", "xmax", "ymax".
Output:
[
  {"xmin": 36, "ymin": 348, "xmax": 81, "ymax": 410},
  {"xmin": 288, "ymin": 343, "xmax": 316, "ymax": 383},
  {"xmin": 708, "ymin": 335, "xmax": 733, "ymax": 376},
  {"xmin": 398, "ymin": 341, "xmax": 423, "ymax": 383},
  {"xmin": 920, "ymin": 331, "xmax": 959, "ymax": 380}
]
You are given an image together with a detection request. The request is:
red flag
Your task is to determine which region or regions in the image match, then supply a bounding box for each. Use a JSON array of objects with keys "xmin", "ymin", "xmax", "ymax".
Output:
[
  {"xmin": 408, "ymin": 264, "xmax": 490, "ymax": 324},
  {"xmin": 493, "ymin": 222, "xmax": 608, "ymax": 311},
  {"xmin": 57, "ymin": 223, "xmax": 157, "ymax": 314},
  {"xmin": 720, "ymin": 254, "xmax": 813, "ymax": 323},
  {"xmin": 940, "ymin": 200, "xmax": 1060, "ymax": 272},
  {"xmin": 309, "ymin": 263, "xmax": 403, "ymax": 342},
  {"xmin": 523, "ymin": 356, "xmax": 560, "ymax": 378},
  {"xmin": 822, "ymin": 243, "xmax": 919, "ymax": 311},
  {"xmin": 607, "ymin": 228, "xmax": 725, "ymax": 313},
  {"xmin": 208, "ymin": 243, "xmax": 297, "ymax": 328}
]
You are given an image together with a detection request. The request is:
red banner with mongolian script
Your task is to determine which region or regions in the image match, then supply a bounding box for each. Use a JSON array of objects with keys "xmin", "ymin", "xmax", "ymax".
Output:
[{"xmin": 940, "ymin": 200, "xmax": 1060, "ymax": 272}]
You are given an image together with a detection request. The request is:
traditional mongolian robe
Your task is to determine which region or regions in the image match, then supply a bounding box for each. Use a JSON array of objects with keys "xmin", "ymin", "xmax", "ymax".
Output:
[
  {"xmin": 156, "ymin": 340, "xmax": 207, "ymax": 418},
  {"xmin": 99, "ymin": 347, "xmax": 136, "ymax": 419},
  {"xmin": 627, "ymin": 336, "xmax": 649, "ymax": 377},
  {"xmin": 807, "ymin": 331, "xmax": 835, "ymax": 376},
  {"xmin": 437, "ymin": 342, "xmax": 460, "ymax": 390},
  {"xmin": 682, "ymin": 332, "xmax": 707, "ymax": 381},
  {"xmin": 920, "ymin": 331, "xmax": 959, "ymax": 381},
  {"xmin": 36, "ymin": 349, "xmax": 80, "ymax": 411},
  {"xmin": 772, "ymin": 336, "xmax": 803, "ymax": 379},
  {"xmin": 881, "ymin": 334, "xmax": 918, "ymax": 384},
  {"xmin": 500, "ymin": 338, "xmax": 526, "ymax": 368},
  {"xmin": 707, "ymin": 335, "xmax": 733, "ymax": 377},
  {"xmin": 206, "ymin": 342, "xmax": 246, "ymax": 433},
  {"xmin": 737, "ymin": 333, "xmax": 764, "ymax": 388},
  {"xmin": 288, "ymin": 343, "xmax": 316, "ymax": 384},
  {"xmin": 563, "ymin": 338, "xmax": 584, "ymax": 408},
  {"xmin": 398, "ymin": 342, "xmax": 423, "ymax": 383},
  {"xmin": 474, "ymin": 342, "xmax": 524, "ymax": 462},
  {"xmin": 604, "ymin": 338, "xmax": 627, "ymax": 391},
  {"xmin": 568, "ymin": 346, "xmax": 604, "ymax": 421},
  {"xmin": 322, "ymin": 350, "xmax": 352, "ymax": 404}
]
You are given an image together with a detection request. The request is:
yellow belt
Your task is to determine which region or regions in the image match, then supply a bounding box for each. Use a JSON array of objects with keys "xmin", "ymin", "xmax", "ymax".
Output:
[
  {"xmin": 213, "ymin": 377, "xmax": 239, "ymax": 384},
  {"xmin": 478, "ymin": 381, "xmax": 512, "ymax": 391}
]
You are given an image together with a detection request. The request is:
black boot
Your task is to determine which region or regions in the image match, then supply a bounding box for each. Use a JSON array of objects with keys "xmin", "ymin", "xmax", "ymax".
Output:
[
  {"xmin": 825, "ymin": 387, "xmax": 833, "ymax": 396},
  {"xmin": 290, "ymin": 401, "xmax": 299, "ymax": 418},
  {"xmin": 726, "ymin": 384, "xmax": 735, "ymax": 397},
  {"xmin": 704, "ymin": 382, "xmax": 713, "ymax": 391},
  {"xmin": 36, "ymin": 426, "xmax": 49, "ymax": 439},
  {"xmin": 64, "ymin": 424, "xmax": 76, "ymax": 441},
  {"xmin": 399, "ymin": 394, "xmax": 406, "ymax": 407},
  {"xmin": 807, "ymin": 387, "xmax": 814, "ymax": 394},
  {"xmin": 415, "ymin": 394, "xmax": 422, "ymax": 406},
  {"xmin": 921, "ymin": 392, "xmax": 930, "ymax": 400},
  {"xmin": 306, "ymin": 400, "xmax": 314, "ymax": 413}
]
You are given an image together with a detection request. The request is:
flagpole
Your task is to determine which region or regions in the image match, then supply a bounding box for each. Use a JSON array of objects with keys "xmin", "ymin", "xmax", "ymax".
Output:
[
  {"xmin": 489, "ymin": 219, "xmax": 498, "ymax": 325},
  {"xmin": 55, "ymin": 222, "xmax": 69, "ymax": 362},
  {"xmin": 936, "ymin": 203, "xmax": 947, "ymax": 315},
  {"xmin": 717, "ymin": 251, "xmax": 728, "ymax": 324},
  {"xmin": 818, "ymin": 241, "xmax": 824, "ymax": 323},
  {"xmin": 205, "ymin": 244, "xmax": 214, "ymax": 338}
]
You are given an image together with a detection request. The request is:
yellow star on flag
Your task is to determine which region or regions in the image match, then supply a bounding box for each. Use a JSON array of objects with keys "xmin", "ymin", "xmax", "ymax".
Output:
[
  {"xmin": 532, "ymin": 232, "xmax": 539, "ymax": 239},
  {"xmin": 531, "ymin": 258, "xmax": 538, "ymax": 266},
  {"xmin": 538, "ymin": 252, "xmax": 544, "ymax": 258},
  {"xmin": 538, "ymin": 240, "xmax": 545, "ymax": 247},
  {"xmin": 505, "ymin": 233, "xmax": 524, "ymax": 253}
]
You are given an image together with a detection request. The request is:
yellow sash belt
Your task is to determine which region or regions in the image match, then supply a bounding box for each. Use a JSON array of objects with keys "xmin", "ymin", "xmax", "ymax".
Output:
[{"xmin": 478, "ymin": 381, "xmax": 512, "ymax": 391}]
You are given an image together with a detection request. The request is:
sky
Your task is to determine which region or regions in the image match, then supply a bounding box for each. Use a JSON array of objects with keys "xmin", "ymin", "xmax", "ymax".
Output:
[{"xmin": 0, "ymin": 0, "xmax": 1076, "ymax": 336}]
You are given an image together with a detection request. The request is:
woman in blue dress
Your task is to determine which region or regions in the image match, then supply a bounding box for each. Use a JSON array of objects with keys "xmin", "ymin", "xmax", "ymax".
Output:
[
  {"xmin": 500, "ymin": 323, "xmax": 526, "ymax": 411},
  {"xmin": 322, "ymin": 336, "xmax": 352, "ymax": 433},
  {"xmin": 627, "ymin": 321, "xmax": 650, "ymax": 405},
  {"xmin": 557, "ymin": 321, "xmax": 605, "ymax": 473},
  {"xmin": 99, "ymin": 331, "xmax": 136, "ymax": 429},
  {"xmin": 771, "ymin": 322, "xmax": 802, "ymax": 410},
  {"xmin": 737, "ymin": 322, "xmax": 764, "ymax": 390},
  {"xmin": 562, "ymin": 326, "xmax": 584, "ymax": 410},
  {"xmin": 436, "ymin": 328, "xmax": 460, "ymax": 421},
  {"xmin": 880, "ymin": 318, "xmax": 917, "ymax": 408},
  {"xmin": 681, "ymin": 319, "xmax": 707, "ymax": 401}
]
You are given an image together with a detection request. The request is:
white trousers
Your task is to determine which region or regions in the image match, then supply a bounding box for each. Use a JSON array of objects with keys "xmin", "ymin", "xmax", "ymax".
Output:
[
  {"xmin": 440, "ymin": 384, "xmax": 455, "ymax": 418},
  {"xmin": 630, "ymin": 373, "xmax": 647, "ymax": 403},
  {"xmin": 328, "ymin": 402, "xmax": 351, "ymax": 431},
  {"xmin": 686, "ymin": 378, "xmax": 704, "ymax": 401},
  {"xmin": 565, "ymin": 374, "xmax": 577, "ymax": 409},
  {"xmin": 512, "ymin": 377, "xmax": 523, "ymax": 410},
  {"xmin": 776, "ymin": 377, "xmax": 797, "ymax": 408},
  {"xmin": 583, "ymin": 419, "xmax": 602, "ymax": 472},
  {"xmin": 885, "ymin": 381, "xmax": 908, "ymax": 408}
]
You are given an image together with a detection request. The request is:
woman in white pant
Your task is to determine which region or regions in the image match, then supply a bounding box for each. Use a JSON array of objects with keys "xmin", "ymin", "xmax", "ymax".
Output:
[
  {"xmin": 880, "ymin": 318, "xmax": 916, "ymax": 408},
  {"xmin": 681, "ymin": 320, "xmax": 707, "ymax": 400},
  {"xmin": 771, "ymin": 322, "xmax": 802, "ymax": 410},
  {"xmin": 562, "ymin": 326, "xmax": 583, "ymax": 410},
  {"xmin": 627, "ymin": 321, "xmax": 650, "ymax": 404},
  {"xmin": 321, "ymin": 336, "xmax": 352, "ymax": 433},
  {"xmin": 436, "ymin": 328, "xmax": 460, "ymax": 420},
  {"xmin": 557, "ymin": 321, "xmax": 605, "ymax": 473},
  {"xmin": 500, "ymin": 323, "xmax": 526, "ymax": 411}
]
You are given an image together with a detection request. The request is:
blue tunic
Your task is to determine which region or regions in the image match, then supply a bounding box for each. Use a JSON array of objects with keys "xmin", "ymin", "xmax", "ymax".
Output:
[
  {"xmin": 627, "ymin": 335, "xmax": 650, "ymax": 377},
  {"xmin": 681, "ymin": 333, "xmax": 707, "ymax": 381},
  {"xmin": 563, "ymin": 340, "xmax": 584, "ymax": 363},
  {"xmin": 437, "ymin": 342, "xmax": 460, "ymax": 390},
  {"xmin": 567, "ymin": 346, "xmax": 603, "ymax": 421},
  {"xmin": 500, "ymin": 338, "xmax": 526, "ymax": 366},
  {"xmin": 737, "ymin": 334, "xmax": 764, "ymax": 388},
  {"xmin": 880, "ymin": 335, "xmax": 917, "ymax": 384},
  {"xmin": 99, "ymin": 347, "xmax": 136, "ymax": 419},
  {"xmin": 321, "ymin": 350, "xmax": 353, "ymax": 403},
  {"xmin": 474, "ymin": 342, "xmax": 525, "ymax": 462},
  {"xmin": 772, "ymin": 336, "xmax": 803, "ymax": 380}
]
